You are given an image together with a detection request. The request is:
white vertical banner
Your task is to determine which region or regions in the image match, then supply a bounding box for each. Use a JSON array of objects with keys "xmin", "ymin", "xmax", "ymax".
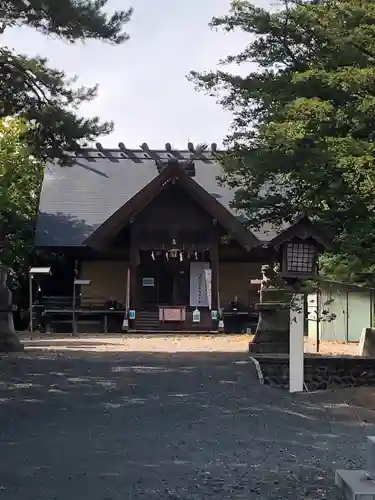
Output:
[
  {"xmin": 289, "ymin": 293, "xmax": 305, "ymax": 393},
  {"xmin": 205, "ymin": 267, "xmax": 212, "ymax": 310},
  {"xmin": 190, "ymin": 262, "xmax": 212, "ymax": 308}
]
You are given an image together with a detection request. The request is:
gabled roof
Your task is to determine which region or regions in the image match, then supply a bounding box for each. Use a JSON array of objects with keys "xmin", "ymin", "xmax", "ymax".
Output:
[
  {"xmin": 35, "ymin": 145, "xmax": 283, "ymax": 247},
  {"xmin": 85, "ymin": 160, "xmax": 260, "ymax": 250},
  {"xmin": 268, "ymin": 214, "xmax": 333, "ymax": 250}
]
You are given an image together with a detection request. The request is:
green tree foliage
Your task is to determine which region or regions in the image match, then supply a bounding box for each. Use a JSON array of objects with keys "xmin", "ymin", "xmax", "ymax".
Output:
[
  {"xmin": 0, "ymin": 0, "xmax": 132, "ymax": 285},
  {"xmin": 190, "ymin": 0, "xmax": 375, "ymax": 284},
  {"xmin": 0, "ymin": 0, "xmax": 132, "ymax": 161},
  {"xmin": 0, "ymin": 118, "xmax": 43, "ymax": 284}
]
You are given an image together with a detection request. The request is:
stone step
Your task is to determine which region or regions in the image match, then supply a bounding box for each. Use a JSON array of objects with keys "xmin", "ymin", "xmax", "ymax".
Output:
[
  {"xmin": 335, "ymin": 469, "xmax": 375, "ymax": 500},
  {"xmin": 336, "ymin": 437, "xmax": 375, "ymax": 500},
  {"xmin": 367, "ymin": 437, "xmax": 375, "ymax": 479}
]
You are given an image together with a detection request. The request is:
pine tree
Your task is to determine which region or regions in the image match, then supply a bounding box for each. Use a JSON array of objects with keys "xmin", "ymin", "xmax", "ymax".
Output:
[
  {"xmin": 0, "ymin": 1, "xmax": 132, "ymax": 351},
  {"xmin": 0, "ymin": 0, "xmax": 132, "ymax": 160},
  {"xmin": 190, "ymin": 0, "xmax": 375, "ymax": 284}
]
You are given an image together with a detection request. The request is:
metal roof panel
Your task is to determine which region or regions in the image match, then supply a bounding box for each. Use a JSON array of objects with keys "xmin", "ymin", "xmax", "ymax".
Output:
[{"xmin": 35, "ymin": 148, "xmax": 281, "ymax": 246}]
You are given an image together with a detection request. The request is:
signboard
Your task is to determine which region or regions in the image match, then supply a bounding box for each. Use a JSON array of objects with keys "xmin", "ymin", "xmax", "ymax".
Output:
[
  {"xmin": 142, "ymin": 277, "xmax": 155, "ymax": 287},
  {"xmin": 29, "ymin": 267, "xmax": 51, "ymax": 275},
  {"xmin": 74, "ymin": 279, "xmax": 91, "ymax": 285}
]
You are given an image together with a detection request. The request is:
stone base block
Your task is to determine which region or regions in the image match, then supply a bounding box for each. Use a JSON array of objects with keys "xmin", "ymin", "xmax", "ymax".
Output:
[
  {"xmin": 250, "ymin": 306, "xmax": 290, "ymax": 354},
  {"xmin": 335, "ymin": 469, "xmax": 375, "ymax": 500},
  {"xmin": 249, "ymin": 340, "xmax": 289, "ymax": 354},
  {"xmin": 359, "ymin": 329, "xmax": 375, "ymax": 356},
  {"xmin": 0, "ymin": 333, "xmax": 24, "ymax": 352}
]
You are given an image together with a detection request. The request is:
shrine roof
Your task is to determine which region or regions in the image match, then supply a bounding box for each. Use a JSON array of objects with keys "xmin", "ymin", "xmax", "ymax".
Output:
[{"xmin": 35, "ymin": 144, "xmax": 283, "ymax": 247}]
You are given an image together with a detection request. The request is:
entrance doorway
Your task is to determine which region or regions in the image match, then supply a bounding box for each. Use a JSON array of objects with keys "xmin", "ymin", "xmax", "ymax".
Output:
[{"xmin": 138, "ymin": 252, "xmax": 190, "ymax": 307}]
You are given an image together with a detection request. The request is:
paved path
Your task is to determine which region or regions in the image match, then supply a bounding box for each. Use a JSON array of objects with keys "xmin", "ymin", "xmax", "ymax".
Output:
[{"xmin": 0, "ymin": 349, "xmax": 370, "ymax": 499}]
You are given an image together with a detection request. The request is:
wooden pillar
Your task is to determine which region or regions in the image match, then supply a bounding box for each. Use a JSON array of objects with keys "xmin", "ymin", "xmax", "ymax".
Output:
[
  {"xmin": 210, "ymin": 239, "xmax": 219, "ymax": 313},
  {"xmin": 172, "ymin": 271, "xmax": 178, "ymax": 306},
  {"xmin": 129, "ymin": 227, "xmax": 139, "ymax": 312}
]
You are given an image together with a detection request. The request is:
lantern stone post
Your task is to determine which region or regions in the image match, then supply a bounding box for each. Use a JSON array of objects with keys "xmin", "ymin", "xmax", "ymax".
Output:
[
  {"xmin": 250, "ymin": 263, "xmax": 292, "ymax": 354},
  {"xmin": 249, "ymin": 215, "xmax": 332, "ymax": 357}
]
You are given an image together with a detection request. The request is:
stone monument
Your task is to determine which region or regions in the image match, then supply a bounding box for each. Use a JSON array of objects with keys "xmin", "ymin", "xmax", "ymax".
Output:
[
  {"xmin": 0, "ymin": 267, "xmax": 23, "ymax": 352},
  {"xmin": 249, "ymin": 263, "xmax": 292, "ymax": 354}
]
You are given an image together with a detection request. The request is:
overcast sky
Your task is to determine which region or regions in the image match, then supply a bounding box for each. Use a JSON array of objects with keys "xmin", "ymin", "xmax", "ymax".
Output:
[{"xmin": 2, "ymin": 0, "xmax": 271, "ymax": 149}]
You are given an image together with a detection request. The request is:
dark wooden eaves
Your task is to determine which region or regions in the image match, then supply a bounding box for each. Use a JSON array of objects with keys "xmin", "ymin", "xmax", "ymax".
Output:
[{"xmin": 84, "ymin": 162, "xmax": 260, "ymax": 251}]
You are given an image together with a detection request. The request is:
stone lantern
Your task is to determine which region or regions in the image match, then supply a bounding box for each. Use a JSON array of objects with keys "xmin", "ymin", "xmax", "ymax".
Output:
[
  {"xmin": 0, "ymin": 266, "xmax": 23, "ymax": 352},
  {"xmin": 249, "ymin": 215, "xmax": 331, "ymax": 354},
  {"xmin": 0, "ymin": 233, "xmax": 22, "ymax": 351}
]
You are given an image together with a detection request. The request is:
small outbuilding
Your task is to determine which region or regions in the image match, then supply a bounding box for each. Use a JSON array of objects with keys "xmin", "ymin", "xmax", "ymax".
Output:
[{"xmin": 308, "ymin": 281, "xmax": 375, "ymax": 343}]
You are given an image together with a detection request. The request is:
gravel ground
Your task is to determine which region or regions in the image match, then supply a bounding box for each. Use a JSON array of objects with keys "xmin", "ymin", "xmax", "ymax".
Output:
[
  {"xmin": 19, "ymin": 332, "xmax": 360, "ymax": 356},
  {"xmin": 0, "ymin": 337, "xmax": 370, "ymax": 500},
  {"xmin": 19, "ymin": 333, "xmax": 254, "ymax": 353}
]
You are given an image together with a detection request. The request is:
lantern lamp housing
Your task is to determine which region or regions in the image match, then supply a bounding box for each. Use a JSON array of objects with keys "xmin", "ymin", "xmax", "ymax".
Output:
[{"xmin": 280, "ymin": 238, "xmax": 318, "ymax": 279}]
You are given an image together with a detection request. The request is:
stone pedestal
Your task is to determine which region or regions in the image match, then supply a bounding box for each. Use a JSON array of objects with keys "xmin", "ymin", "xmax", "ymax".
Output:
[
  {"xmin": 0, "ymin": 268, "xmax": 23, "ymax": 352},
  {"xmin": 336, "ymin": 436, "xmax": 375, "ymax": 500},
  {"xmin": 249, "ymin": 287, "xmax": 293, "ymax": 354},
  {"xmin": 250, "ymin": 302, "xmax": 290, "ymax": 353}
]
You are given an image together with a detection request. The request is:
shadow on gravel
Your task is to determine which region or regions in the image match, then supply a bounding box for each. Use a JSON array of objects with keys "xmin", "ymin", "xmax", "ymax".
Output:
[
  {"xmin": 0, "ymin": 350, "xmax": 260, "ymax": 414},
  {"xmin": 0, "ymin": 349, "xmax": 374, "ymax": 427},
  {"xmin": 0, "ymin": 348, "xmax": 372, "ymax": 500}
]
